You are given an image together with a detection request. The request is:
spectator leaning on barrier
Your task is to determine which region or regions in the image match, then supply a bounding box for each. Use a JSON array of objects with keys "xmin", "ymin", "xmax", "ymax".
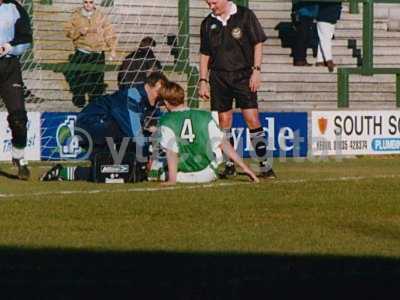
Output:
[
  {"xmin": 118, "ymin": 36, "xmax": 162, "ymax": 89},
  {"xmin": 292, "ymin": 1, "xmax": 319, "ymax": 66},
  {"xmin": 315, "ymin": 1, "xmax": 342, "ymax": 72},
  {"xmin": 0, "ymin": 0, "xmax": 33, "ymax": 180},
  {"xmin": 64, "ymin": 0, "xmax": 117, "ymax": 108},
  {"xmin": 199, "ymin": 0, "xmax": 276, "ymax": 179}
]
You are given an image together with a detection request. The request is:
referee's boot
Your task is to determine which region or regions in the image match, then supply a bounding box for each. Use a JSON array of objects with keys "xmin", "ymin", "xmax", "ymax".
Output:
[
  {"xmin": 12, "ymin": 158, "xmax": 30, "ymax": 181},
  {"xmin": 259, "ymin": 160, "xmax": 277, "ymax": 179},
  {"xmin": 220, "ymin": 161, "xmax": 237, "ymax": 179}
]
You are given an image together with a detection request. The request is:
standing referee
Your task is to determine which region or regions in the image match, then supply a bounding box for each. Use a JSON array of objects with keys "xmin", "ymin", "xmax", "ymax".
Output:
[
  {"xmin": 199, "ymin": 0, "xmax": 276, "ymax": 178},
  {"xmin": 0, "ymin": 0, "xmax": 32, "ymax": 180}
]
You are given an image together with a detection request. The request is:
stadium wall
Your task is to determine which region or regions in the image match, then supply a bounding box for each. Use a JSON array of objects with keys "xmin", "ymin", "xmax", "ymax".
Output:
[{"xmin": 6, "ymin": 1, "xmax": 400, "ymax": 112}]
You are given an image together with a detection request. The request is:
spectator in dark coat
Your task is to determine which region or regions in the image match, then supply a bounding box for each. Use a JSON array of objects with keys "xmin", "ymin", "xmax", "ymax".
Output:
[
  {"xmin": 118, "ymin": 36, "xmax": 162, "ymax": 89},
  {"xmin": 315, "ymin": 2, "xmax": 342, "ymax": 72},
  {"xmin": 292, "ymin": 1, "xmax": 319, "ymax": 66}
]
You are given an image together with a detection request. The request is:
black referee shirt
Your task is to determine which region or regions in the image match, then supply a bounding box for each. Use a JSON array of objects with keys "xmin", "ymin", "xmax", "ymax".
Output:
[{"xmin": 200, "ymin": 5, "xmax": 267, "ymax": 72}]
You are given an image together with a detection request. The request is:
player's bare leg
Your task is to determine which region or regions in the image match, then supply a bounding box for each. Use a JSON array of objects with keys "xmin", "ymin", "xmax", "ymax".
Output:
[{"xmin": 218, "ymin": 110, "xmax": 237, "ymax": 178}]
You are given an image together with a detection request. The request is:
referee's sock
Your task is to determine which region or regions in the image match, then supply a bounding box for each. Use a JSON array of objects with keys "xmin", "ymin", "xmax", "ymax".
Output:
[{"xmin": 249, "ymin": 127, "xmax": 273, "ymax": 172}]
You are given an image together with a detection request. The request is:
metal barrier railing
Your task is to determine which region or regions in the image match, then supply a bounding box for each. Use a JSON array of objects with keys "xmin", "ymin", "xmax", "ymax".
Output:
[{"xmin": 297, "ymin": 0, "xmax": 400, "ymax": 107}]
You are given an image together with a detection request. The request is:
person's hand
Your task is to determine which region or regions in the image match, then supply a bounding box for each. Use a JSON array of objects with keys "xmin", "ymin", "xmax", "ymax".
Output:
[
  {"xmin": 249, "ymin": 69, "xmax": 261, "ymax": 92},
  {"xmin": 198, "ymin": 80, "xmax": 210, "ymax": 101},
  {"xmin": 79, "ymin": 27, "xmax": 89, "ymax": 36},
  {"xmin": 243, "ymin": 166, "xmax": 260, "ymax": 183},
  {"xmin": 109, "ymin": 49, "xmax": 117, "ymax": 61},
  {"xmin": 0, "ymin": 43, "xmax": 12, "ymax": 57}
]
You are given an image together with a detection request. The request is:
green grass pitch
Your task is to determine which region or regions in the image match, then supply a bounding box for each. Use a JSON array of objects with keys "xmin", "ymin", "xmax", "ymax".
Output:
[{"xmin": 1, "ymin": 157, "xmax": 400, "ymax": 297}]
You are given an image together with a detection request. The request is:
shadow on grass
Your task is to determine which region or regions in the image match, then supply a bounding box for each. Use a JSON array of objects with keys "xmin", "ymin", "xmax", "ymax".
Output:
[
  {"xmin": 0, "ymin": 170, "xmax": 19, "ymax": 180},
  {"xmin": 0, "ymin": 247, "xmax": 399, "ymax": 298}
]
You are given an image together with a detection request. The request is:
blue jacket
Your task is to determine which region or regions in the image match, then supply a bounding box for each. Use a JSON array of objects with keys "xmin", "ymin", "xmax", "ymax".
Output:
[{"xmin": 77, "ymin": 85, "xmax": 161, "ymax": 146}]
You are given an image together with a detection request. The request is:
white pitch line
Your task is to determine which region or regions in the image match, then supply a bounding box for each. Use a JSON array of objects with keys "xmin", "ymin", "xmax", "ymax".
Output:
[
  {"xmin": 1, "ymin": 174, "xmax": 400, "ymax": 200},
  {"xmin": 0, "ymin": 181, "xmax": 251, "ymax": 199}
]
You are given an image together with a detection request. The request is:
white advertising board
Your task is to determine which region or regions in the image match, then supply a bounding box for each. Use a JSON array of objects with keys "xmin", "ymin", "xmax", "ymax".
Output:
[
  {"xmin": 0, "ymin": 112, "xmax": 41, "ymax": 161},
  {"xmin": 312, "ymin": 111, "xmax": 400, "ymax": 156}
]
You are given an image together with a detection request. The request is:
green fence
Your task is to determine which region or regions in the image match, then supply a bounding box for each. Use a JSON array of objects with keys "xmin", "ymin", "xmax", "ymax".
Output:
[{"xmin": 299, "ymin": 0, "xmax": 400, "ymax": 107}]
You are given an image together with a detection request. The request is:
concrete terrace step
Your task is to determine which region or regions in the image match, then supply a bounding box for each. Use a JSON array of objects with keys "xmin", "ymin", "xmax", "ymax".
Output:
[
  {"xmin": 257, "ymin": 91, "xmax": 396, "ymax": 102},
  {"xmin": 261, "ymin": 82, "xmax": 395, "ymax": 93},
  {"xmin": 26, "ymin": 0, "xmax": 400, "ymax": 111},
  {"xmin": 199, "ymin": 100, "xmax": 399, "ymax": 112}
]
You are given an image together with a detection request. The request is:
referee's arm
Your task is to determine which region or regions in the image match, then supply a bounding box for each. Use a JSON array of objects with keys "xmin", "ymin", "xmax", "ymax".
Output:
[
  {"xmin": 250, "ymin": 42, "xmax": 263, "ymax": 92},
  {"xmin": 198, "ymin": 53, "xmax": 210, "ymax": 100}
]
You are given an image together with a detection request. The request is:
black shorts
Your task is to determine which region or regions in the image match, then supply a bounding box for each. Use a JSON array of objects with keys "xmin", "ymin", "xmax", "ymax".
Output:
[
  {"xmin": 209, "ymin": 69, "xmax": 258, "ymax": 112},
  {"xmin": 0, "ymin": 57, "xmax": 25, "ymax": 113}
]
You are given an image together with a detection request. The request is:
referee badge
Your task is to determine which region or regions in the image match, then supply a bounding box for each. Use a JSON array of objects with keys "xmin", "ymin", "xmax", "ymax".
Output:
[
  {"xmin": 210, "ymin": 24, "xmax": 217, "ymax": 30},
  {"xmin": 231, "ymin": 27, "xmax": 242, "ymax": 39}
]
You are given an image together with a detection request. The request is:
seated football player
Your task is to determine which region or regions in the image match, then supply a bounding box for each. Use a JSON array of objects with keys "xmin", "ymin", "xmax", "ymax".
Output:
[
  {"xmin": 40, "ymin": 72, "xmax": 167, "ymax": 182},
  {"xmin": 155, "ymin": 81, "xmax": 259, "ymax": 185}
]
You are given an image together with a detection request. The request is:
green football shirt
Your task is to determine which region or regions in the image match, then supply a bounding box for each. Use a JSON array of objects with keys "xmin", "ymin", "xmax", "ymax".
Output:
[{"xmin": 160, "ymin": 108, "xmax": 224, "ymax": 173}]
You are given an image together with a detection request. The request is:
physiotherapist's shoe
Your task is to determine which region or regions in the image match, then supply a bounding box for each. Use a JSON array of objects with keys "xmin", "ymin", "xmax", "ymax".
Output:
[{"xmin": 40, "ymin": 164, "xmax": 63, "ymax": 181}]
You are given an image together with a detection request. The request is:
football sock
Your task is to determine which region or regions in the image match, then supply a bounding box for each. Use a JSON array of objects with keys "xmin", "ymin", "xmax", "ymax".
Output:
[
  {"xmin": 250, "ymin": 127, "xmax": 272, "ymax": 170},
  {"xmin": 59, "ymin": 166, "xmax": 76, "ymax": 181},
  {"xmin": 250, "ymin": 127, "xmax": 267, "ymax": 158}
]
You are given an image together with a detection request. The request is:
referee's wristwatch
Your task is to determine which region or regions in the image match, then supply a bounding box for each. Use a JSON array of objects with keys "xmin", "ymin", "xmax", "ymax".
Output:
[
  {"xmin": 252, "ymin": 66, "xmax": 261, "ymax": 72},
  {"xmin": 198, "ymin": 78, "xmax": 208, "ymax": 84}
]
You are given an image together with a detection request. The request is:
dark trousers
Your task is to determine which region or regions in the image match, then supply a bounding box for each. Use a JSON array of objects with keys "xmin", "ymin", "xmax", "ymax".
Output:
[
  {"xmin": 76, "ymin": 113, "xmax": 124, "ymax": 150},
  {"xmin": 74, "ymin": 115, "xmax": 124, "ymax": 181},
  {"xmin": 293, "ymin": 16, "xmax": 314, "ymax": 62},
  {"xmin": 64, "ymin": 50, "xmax": 106, "ymax": 107},
  {"xmin": 0, "ymin": 57, "xmax": 27, "ymax": 148}
]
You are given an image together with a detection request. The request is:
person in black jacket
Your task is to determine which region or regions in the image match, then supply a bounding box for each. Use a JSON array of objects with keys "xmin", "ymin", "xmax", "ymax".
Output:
[
  {"xmin": 315, "ymin": 2, "xmax": 342, "ymax": 72},
  {"xmin": 118, "ymin": 36, "xmax": 162, "ymax": 89},
  {"xmin": 292, "ymin": 1, "xmax": 319, "ymax": 66},
  {"xmin": 0, "ymin": 0, "xmax": 32, "ymax": 180}
]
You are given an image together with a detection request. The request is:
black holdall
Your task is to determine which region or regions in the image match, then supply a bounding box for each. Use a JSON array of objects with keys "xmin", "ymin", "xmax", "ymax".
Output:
[{"xmin": 92, "ymin": 151, "xmax": 148, "ymax": 183}]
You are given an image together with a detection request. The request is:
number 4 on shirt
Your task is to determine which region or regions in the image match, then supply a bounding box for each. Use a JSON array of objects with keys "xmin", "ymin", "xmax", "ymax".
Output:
[{"xmin": 180, "ymin": 119, "xmax": 196, "ymax": 143}]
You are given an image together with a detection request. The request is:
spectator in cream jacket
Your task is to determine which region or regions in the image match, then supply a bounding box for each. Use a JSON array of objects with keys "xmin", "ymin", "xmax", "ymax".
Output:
[{"xmin": 64, "ymin": 0, "xmax": 117, "ymax": 107}]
